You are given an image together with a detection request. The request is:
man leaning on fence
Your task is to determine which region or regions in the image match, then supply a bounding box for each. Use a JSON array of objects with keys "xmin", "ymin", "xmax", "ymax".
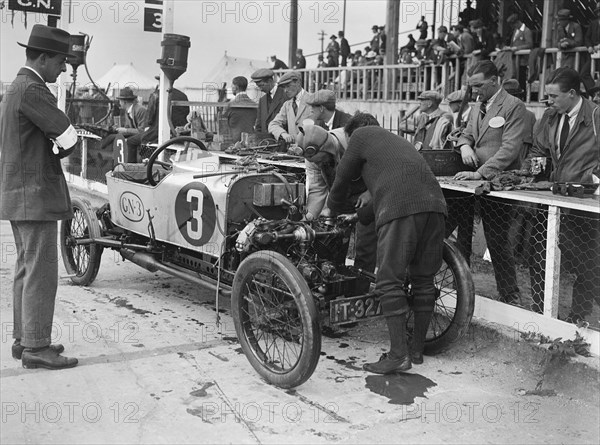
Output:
[
  {"xmin": 454, "ymin": 60, "xmax": 527, "ymax": 306},
  {"xmin": 413, "ymin": 90, "xmax": 453, "ymax": 151},
  {"xmin": 268, "ymin": 71, "xmax": 312, "ymax": 144},
  {"xmin": 0, "ymin": 25, "xmax": 79, "ymax": 370},
  {"xmin": 524, "ymin": 67, "xmax": 600, "ymax": 322}
]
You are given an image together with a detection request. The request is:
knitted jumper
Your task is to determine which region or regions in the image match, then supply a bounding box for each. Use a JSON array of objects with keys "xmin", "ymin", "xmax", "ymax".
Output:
[{"xmin": 327, "ymin": 126, "xmax": 447, "ymax": 230}]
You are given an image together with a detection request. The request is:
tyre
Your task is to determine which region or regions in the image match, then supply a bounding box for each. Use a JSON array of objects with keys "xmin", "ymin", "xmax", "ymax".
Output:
[
  {"xmin": 408, "ymin": 239, "xmax": 475, "ymax": 354},
  {"xmin": 60, "ymin": 197, "xmax": 103, "ymax": 286},
  {"xmin": 231, "ymin": 251, "xmax": 321, "ymax": 388}
]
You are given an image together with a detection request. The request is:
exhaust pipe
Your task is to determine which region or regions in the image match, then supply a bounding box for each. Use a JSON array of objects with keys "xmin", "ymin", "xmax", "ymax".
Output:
[{"xmin": 119, "ymin": 248, "xmax": 231, "ymax": 296}]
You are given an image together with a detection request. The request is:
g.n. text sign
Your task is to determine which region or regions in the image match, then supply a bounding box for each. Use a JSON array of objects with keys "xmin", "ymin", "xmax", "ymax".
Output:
[
  {"xmin": 144, "ymin": 0, "xmax": 162, "ymax": 32},
  {"xmin": 8, "ymin": 0, "xmax": 62, "ymax": 16}
]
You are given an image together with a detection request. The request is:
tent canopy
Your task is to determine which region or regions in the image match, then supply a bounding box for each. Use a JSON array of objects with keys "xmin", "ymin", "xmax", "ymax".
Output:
[
  {"xmin": 202, "ymin": 54, "xmax": 271, "ymax": 88},
  {"xmin": 95, "ymin": 63, "xmax": 157, "ymax": 98}
]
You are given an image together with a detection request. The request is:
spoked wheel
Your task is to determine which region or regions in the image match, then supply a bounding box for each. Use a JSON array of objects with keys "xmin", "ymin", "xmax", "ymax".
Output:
[
  {"xmin": 231, "ymin": 251, "xmax": 321, "ymax": 389},
  {"xmin": 407, "ymin": 238, "xmax": 475, "ymax": 354},
  {"xmin": 60, "ymin": 197, "xmax": 103, "ymax": 286}
]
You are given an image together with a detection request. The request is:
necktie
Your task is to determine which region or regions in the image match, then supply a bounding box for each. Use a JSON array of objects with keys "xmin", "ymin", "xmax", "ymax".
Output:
[
  {"xmin": 292, "ymin": 97, "xmax": 298, "ymax": 115},
  {"xmin": 558, "ymin": 114, "xmax": 569, "ymax": 158},
  {"xmin": 266, "ymin": 93, "xmax": 272, "ymax": 107},
  {"xmin": 479, "ymin": 101, "xmax": 487, "ymax": 121}
]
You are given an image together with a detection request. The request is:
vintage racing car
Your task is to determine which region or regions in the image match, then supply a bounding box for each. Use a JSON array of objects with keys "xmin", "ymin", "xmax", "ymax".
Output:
[{"xmin": 61, "ymin": 136, "xmax": 475, "ymax": 388}]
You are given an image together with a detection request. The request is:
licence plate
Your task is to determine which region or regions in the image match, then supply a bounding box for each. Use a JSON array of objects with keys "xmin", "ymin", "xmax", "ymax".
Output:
[{"xmin": 329, "ymin": 294, "xmax": 383, "ymax": 324}]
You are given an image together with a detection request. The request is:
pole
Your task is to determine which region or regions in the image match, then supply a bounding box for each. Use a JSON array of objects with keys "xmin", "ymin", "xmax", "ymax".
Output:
[
  {"xmin": 319, "ymin": 30, "xmax": 325, "ymax": 59},
  {"xmin": 384, "ymin": 0, "xmax": 400, "ymax": 66},
  {"xmin": 158, "ymin": 0, "xmax": 175, "ymax": 148},
  {"xmin": 343, "ymin": 0, "xmax": 347, "ymax": 35},
  {"xmin": 432, "ymin": 0, "xmax": 437, "ymax": 40},
  {"xmin": 289, "ymin": 0, "xmax": 298, "ymax": 68}
]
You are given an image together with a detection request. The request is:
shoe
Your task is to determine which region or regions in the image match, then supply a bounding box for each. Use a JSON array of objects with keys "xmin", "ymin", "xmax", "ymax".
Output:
[
  {"xmin": 12, "ymin": 341, "xmax": 65, "ymax": 360},
  {"xmin": 363, "ymin": 352, "xmax": 412, "ymax": 374},
  {"xmin": 22, "ymin": 347, "xmax": 78, "ymax": 370},
  {"xmin": 410, "ymin": 350, "xmax": 424, "ymax": 365}
]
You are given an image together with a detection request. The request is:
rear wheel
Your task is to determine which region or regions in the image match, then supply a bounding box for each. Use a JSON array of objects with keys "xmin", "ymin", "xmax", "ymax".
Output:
[
  {"xmin": 408, "ymin": 239, "xmax": 475, "ymax": 354},
  {"xmin": 232, "ymin": 251, "xmax": 321, "ymax": 389},
  {"xmin": 60, "ymin": 197, "xmax": 103, "ymax": 286}
]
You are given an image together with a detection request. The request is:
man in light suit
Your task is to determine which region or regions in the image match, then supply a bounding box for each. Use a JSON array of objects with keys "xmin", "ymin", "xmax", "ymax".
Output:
[
  {"xmin": 454, "ymin": 60, "xmax": 527, "ymax": 305},
  {"xmin": 268, "ymin": 71, "xmax": 312, "ymax": 143},
  {"xmin": 251, "ymin": 68, "xmax": 285, "ymax": 138}
]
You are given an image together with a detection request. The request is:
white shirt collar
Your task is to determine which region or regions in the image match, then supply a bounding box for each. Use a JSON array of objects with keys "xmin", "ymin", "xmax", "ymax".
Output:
[
  {"xmin": 294, "ymin": 89, "xmax": 305, "ymax": 101},
  {"xmin": 326, "ymin": 111, "xmax": 335, "ymax": 129},
  {"xmin": 566, "ymin": 97, "xmax": 583, "ymax": 120},
  {"xmin": 486, "ymin": 88, "xmax": 502, "ymax": 107},
  {"xmin": 269, "ymin": 85, "xmax": 277, "ymax": 96},
  {"xmin": 22, "ymin": 66, "xmax": 44, "ymax": 82},
  {"xmin": 127, "ymin": 104, "xmax": 134, "ymax": 114}
]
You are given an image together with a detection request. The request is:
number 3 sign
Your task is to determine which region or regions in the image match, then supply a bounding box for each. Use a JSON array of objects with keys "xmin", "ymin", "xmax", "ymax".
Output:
[{"xmin": 174, "ymin": 183, "xmax": 216, "ymax": 246}]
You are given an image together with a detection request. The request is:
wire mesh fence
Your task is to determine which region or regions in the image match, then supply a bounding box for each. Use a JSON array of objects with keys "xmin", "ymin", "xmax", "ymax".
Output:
[{"xmin": 443, "ymin": 190, "xmax": 600, "ymax": 330}]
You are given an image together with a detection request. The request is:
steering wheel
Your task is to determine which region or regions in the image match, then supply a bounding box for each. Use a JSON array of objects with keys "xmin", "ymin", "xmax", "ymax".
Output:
[{"xmin": 146, "ymin": 136, "xmax": 207, "ymax": 186}]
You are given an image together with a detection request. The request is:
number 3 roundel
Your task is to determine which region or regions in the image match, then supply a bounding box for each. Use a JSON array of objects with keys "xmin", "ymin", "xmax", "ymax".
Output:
[{"xmin": 174, "ymin": 183, "xmax": 216, "ymax": 246}]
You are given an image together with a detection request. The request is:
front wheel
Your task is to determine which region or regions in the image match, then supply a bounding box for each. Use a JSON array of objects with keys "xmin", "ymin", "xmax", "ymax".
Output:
[
  {"xmin": 231, "ymin": 251, "xmax": 321, "ymax": 389},
  {"xmin": 409, "ymin": 239, "xmax": 475, "ymax": 354},
  {"xmin": 60, "ymin": 197, "xmax": 103, "ymax": 286}
]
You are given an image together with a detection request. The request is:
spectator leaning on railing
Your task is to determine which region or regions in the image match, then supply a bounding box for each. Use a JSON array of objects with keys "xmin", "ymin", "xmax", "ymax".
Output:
[
  {"xmin": 581, "ymin": 4, "xmax": 600, "ymax": 97},
  {"xmin": 554, "ymin": 9, "xmax": 583, "ymax": 70},
  {"xmin": 524, "ymin": 67, "xmax": 600, "ymax": 321},
  {"xmin": 454, "ymin": 60, "xmax": 527, "ymax": 306}
]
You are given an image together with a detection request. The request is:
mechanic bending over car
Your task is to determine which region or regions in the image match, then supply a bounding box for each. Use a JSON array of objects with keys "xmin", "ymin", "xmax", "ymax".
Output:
[
  {"xmin": 295, "ymin": 120, "xmax": 377, "ymax": 294},
  {"xmin": 326, "ymin": 113, "xmax": 447, "ymax": 374},
  {"xmin": 0, "ymin": 25, "xmax": 79, "ymax": 370}
]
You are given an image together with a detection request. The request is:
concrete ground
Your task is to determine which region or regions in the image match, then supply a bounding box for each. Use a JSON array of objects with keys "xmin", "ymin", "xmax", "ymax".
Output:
[{"xmin": 1, "ymin": 188, "xmax": 599, "ymax": 444}]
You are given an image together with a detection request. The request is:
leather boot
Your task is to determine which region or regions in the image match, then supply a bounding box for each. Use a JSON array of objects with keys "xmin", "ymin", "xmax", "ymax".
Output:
[
  {"xmin": 363, "ymin": 314, "xmax": 412, "ymax": 374},
  {"xmin": 410, "ymin": 311, "xmax": 432, "ymax": 365},
  {"xmin": 22, "ymin": 347, "xmax": 78, "ymax": 370},
  {"xmin": 12, "ymin": 340, "xmax": 64, "ymax": 360}
]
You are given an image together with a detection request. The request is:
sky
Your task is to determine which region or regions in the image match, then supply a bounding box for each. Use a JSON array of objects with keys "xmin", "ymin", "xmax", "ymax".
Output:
[{"xmin": 1, "ymin": 0, "xmax": 457, "ymax": 91}]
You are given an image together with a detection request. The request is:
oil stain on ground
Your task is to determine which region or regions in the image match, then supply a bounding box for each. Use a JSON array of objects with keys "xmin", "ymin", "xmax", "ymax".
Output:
[{"xmin": 366, "ymin": 373, "xmax": 437, "ymax": 405}]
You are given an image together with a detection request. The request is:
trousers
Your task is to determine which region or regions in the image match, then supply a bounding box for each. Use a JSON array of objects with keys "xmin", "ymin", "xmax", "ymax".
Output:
[
  {"xmin": 376, "ymin": 213, "xmax": 445, "ymax": 316},
  {"xmin": 10, "ymin": 221, "xmax": 58, "ymax": 348}
]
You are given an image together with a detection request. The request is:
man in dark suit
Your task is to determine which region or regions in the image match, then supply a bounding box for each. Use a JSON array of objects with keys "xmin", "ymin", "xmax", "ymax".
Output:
[
  {"xmin": 338, "ymin": 31, "xmax": 351, "ymax": 66},
  {"xmin": 554, "ymin": 9, "xmax": 583, "ymax": 69},
  {"xmin": 270, "ymin": 55, "xmax": 288, "ymax": 70},
  {"xmin": 223, "ymin": 76, "xmax": 257, "ymax": 143},
  {"xmin": 251, "ymin": 68, "xmax": 286, "ymax": 138},
  {"xmin": 305, "ymin": 89, "xmax": 351, "ymax": 130},
  {"xmin": 0, "ymin": 25, "xmax": 79, "ymax": 369}
]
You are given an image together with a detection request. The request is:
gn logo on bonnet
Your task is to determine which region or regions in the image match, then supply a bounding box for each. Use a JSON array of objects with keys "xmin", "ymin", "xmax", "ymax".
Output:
[{"xmin": 120, "ymin": 192, "xmax": 145, "ymax": 222}]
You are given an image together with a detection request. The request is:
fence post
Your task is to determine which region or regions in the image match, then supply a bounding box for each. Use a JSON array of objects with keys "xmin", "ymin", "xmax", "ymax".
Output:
[{"xmin": 543, "ymin": 205, "xmax": 561, "ymax": 318}]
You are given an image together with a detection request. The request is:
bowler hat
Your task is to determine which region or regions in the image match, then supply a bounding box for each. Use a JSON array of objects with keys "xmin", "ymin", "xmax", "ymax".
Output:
[
  {"xmin": 330, "ymin": 35, "xmax": 337, "ymax": 40},
  {"xmin": 277, "ymin": 71, "xmax": 301, "ymax": 86},
  {"xmin": 372, "ymin": 25, "xmax": 379, "ymax": 30},
  {"xmin": 251, "ymin": 68, "xmax": 274, "ymax": 80},
  {"xmin": 117, "ymin": 87, "xmax": 137, "ymax": 100},
  {"xmin": 18, "ymin": 24, "xmax": 71, "ymax": 56},
  {"xmin": 555, "ymin": 9, "xmax": 572, "ymax": 19},
  {"xmin": 502, "ymin": 79, "xmax": 524, "ymax": 95},
  {"xmin": 305, "ymin": 90, "xmax": 336, "ymax": 109}
]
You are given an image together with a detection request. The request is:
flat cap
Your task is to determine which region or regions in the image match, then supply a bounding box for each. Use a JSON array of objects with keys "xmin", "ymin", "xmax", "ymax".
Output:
[
  {"xmin": 506, "ymin": 13, "xmax": 519, "ymax": 24},
  {"xmin": 305, "ymin": 89, "xmax": 336, "ymax": 108},
  {"xmin": 446, "ymin": 89, "xmax": 465, "ymax": 103},
  {"xmin": 555, "ymin": 9, "xmax": 572, "ymax": 19},
  {"xmin": 251, "ymin": 68, "xmax": 274, "ymax": 80},
  {"xmin": 277, "ymin": 71, "xmax": 301, "ymax": 86},
  {"xmin": 502, "ymin": 78, "xmax": 523, "ymax": 95},
  {"xmin": 417, "ymin": 90, "xmax": 443, "ymax": 102}
]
